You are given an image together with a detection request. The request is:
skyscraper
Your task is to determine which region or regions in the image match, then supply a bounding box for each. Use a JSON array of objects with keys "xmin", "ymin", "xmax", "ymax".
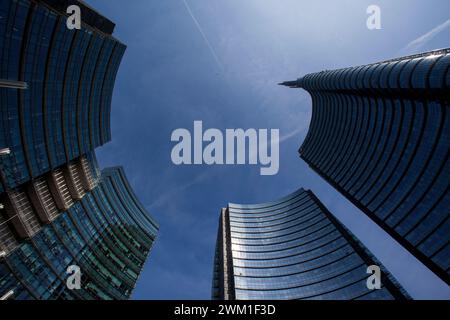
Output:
[
  {"xmin": 212, "ymin": 189, "xmax": 410, "ymax": 300},
  {"xmin": 281, "ymin": 48, "xmax": 449, "ymax": 285},
  {"xmin": 0, "ymin": 0, "xmax": 159, "ymax": 299},
  {"xmin": 0, "ymin": 162, "xmax": 158, "ymax": 299},
  {"xmin": 0, "ymin": 0, "xmax": 124, "ymax": 191}
]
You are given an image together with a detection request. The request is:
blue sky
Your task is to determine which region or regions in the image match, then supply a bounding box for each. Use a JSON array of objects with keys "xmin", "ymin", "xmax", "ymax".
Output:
[{"xmin": 86, "ymin": 0, "xmax": 450, "ymax": 299}]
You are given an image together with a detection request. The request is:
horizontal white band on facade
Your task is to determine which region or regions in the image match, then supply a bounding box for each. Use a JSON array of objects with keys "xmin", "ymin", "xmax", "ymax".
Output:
[{"xmin": 0, "ymin": 79, "xmax": 28, "ymax": 90}]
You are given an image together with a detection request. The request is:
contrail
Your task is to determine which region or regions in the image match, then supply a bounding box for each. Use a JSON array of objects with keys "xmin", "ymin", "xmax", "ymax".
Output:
[
  {"xmin": 181, "ymin": 0, "xmax": 224, "ymax": 71},
  {"xmin": 278, "ymin": 127, "xmax": 304, "ymax": 144},
  {"xmin": 399, "ymin": 19, "xmax": 450, "ymax": 55},
  {"xmin": 148, "ymin": 170, "xmax": 214, "ymax": 208}
]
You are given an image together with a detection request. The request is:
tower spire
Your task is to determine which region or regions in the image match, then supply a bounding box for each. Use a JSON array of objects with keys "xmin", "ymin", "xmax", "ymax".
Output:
[{"xmin": 278, "ymin": 80, "xmax": 300, "ymax": 88}]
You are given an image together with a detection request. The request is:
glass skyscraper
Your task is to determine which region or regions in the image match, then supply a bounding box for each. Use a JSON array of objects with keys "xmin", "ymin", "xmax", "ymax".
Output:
[
  {"xmin": 281, "ymin": 48, "xmax": 449, "ymax": 285},
  {"xmin": 0, "ymin": 0, "xmax": 125, "ymax": 191},
  {"xmin": 0, "ymin": 163, "xmax": 158, "ymax": 299},
  {"xmin": 0, "ymin": 0, "xmax": 159, "ymax": 299},
  {"xmin": 212, "ymin": 189, "xmax": 410, "ymax": 300}
]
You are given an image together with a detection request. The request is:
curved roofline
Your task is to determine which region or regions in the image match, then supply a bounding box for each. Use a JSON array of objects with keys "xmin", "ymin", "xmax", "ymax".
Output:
[
  {"xmin": 228, "ymin": 188, "xmax": 307, "ymax": 209},
  {"xmin": 281, "ymin": 47, "xmax": 450, "ymax": 88}
]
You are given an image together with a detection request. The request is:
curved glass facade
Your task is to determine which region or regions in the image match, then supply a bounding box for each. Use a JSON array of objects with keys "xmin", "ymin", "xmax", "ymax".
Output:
[
  {"xmin": 0, "ymin": 0, "xmax": 159, "ymax": 300},
  {"xmin": 285, "ymin": 48, "xmax": 450, "ymax": 285},
  {"xmin": 0, "ymin": 0, "xmax": 125, "ymax": 190},
  {"xmin": 212, "ymin": 189, "xmax": 410, "ymax": 300},
  {"xmin": 0, "ymin": 166, "xmax": 158, "ymax": 300}
]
